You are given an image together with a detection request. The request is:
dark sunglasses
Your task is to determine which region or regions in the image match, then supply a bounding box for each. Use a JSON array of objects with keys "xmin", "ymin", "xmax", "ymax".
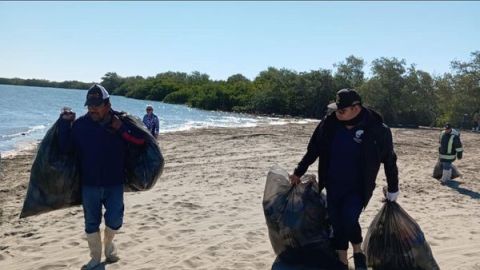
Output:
[
  {"xmin": 88, "ymin": 103, "xmax": 105, "ymax": 109},
  {"xmin": 336, "ymin": 106, "xmax": 354, "ymax": 115}
]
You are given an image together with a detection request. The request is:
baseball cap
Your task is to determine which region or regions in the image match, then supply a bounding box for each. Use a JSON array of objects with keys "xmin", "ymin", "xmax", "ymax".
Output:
[
  {"xmin": 84, "ymin": 84, "xmax": 110, "ymax": 106},
  {"xmin": 327, "ymin": 88, "xmax": 362, "ymax": 111},
  {"xmin": 444, "ymin": 123, "xmax": 452, "ymax": 129}
]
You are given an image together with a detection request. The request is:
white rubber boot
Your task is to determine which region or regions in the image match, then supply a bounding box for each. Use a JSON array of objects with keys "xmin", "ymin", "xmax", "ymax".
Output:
[
  {"xmin": 104, "ymin": 226, "xmax": 120, "ymax": 263},
  {"xmin": 441, "ymin": 169, "xmax": 452, "ymax": 184},
  {"xmin": 82, "ymin": 232, "xmax": 102, "ymax": 270}
]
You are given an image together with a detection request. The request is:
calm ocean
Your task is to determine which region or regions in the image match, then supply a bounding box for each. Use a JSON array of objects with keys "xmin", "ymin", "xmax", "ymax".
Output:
[{"xmin": 0, "ymin": 84, "xmax": 306, "ymax": 156}]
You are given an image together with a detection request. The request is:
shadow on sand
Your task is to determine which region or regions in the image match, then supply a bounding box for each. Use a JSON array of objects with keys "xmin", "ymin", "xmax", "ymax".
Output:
[{"xmin": 444, "ymin": 179, "xmax": 480, "ymax": 200}]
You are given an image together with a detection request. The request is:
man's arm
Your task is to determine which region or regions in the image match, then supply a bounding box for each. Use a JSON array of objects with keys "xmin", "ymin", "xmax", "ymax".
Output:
[
  {"xmin": 293, "ymin": 123, "xmax": 323, "ymax": 178},
  {"xmin": 154, "ymin": 116, "xmax": 160, "ymax": 135},
  {"xmin": 454, "ymin": 135, "xmax": 463, "ymax": 159},
  {"xmin": 57, "ymin": 112, "xmax": 76, "ymax": 154},
  {"xmin": 112, "ymin": 115, "xmax": 146, "ymax": 145},
  {"xmin": 382, "ymin": 126, "xmax": 399, "ymax": 193}
]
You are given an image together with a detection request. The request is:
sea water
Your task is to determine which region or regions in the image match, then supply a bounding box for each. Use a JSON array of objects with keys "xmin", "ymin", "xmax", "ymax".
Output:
[{"xmin": 0, "ymin": 84, "xmax": 310, "ymax": 156}]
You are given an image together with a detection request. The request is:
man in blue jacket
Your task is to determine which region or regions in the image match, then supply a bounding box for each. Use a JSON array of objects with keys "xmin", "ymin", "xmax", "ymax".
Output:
[
  {"xmin": 59, "ymin": 84, "xmax": 145, "ymax": 270},
  {"xmin": 290, "ymin": 89, "xmax": 400, "ymax": 270}
]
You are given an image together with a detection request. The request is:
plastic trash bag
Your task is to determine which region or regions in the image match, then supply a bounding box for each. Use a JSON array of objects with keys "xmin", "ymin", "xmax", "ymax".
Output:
[
  {"xmin": 363, "ymin": 200, "xmax": 440, "ymax": 270},
  {"xmin": 20, "ymin": 113, "xmax": 164, "ymax": 218},
  {"xmin": 118, "ymin": 112, "xmax": 164, "ymax": 192},
  {"xmin": 263, "ymin": 165, "xmax": 344, "ymax": 269},
  {"xmin": 20, "ymin": 119, "xmax": 81, "ymax": 218},
  {"xmin": 432, "ymin": 160, "xmax": 460, "ymax": 180}
]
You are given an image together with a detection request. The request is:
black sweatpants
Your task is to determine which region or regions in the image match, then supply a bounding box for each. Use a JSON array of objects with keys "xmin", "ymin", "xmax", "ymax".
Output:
[{"xmin": 327, "ymin": 192, "xmax": 364, "ymax": 250}]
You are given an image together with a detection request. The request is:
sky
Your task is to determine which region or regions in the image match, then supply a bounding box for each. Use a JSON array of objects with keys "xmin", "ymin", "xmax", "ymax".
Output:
[{"xmin": 0, "ymin": 1, "xmax": 479, "ymax": 83}]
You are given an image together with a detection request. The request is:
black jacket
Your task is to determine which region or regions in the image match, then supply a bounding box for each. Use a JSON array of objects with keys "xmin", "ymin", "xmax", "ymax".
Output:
[
  {"xmin": 438, "ymin": 129, "xmax": 463, "ymax": 162},
  {"xmin": 294, "ymin": 107, "xmax": 399, "ymax": 207}
]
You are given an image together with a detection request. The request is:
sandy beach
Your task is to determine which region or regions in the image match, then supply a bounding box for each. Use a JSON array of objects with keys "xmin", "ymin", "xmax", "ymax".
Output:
[{"xmin": 1, "ymin": 122, "xmax": 480, "ymax": 270}]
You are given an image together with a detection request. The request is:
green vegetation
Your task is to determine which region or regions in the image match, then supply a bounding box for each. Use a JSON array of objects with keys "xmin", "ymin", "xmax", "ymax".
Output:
[
  {"xmin": 1, "ymin": 51, "xmax": 479, "ymax": 128},
  {"xmin": 0, "ymin": 77, "xmax": 92, "ymax": 90}
]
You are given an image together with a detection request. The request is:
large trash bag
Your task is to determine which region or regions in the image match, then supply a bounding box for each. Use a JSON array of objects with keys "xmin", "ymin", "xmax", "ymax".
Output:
[
  {"xmin": 432, "ymin": 160, "xmax": 460, "ymax": 180},
  {"xmin": 363, "ymin": 200, "xmax": 440, "ymax": 270},
  {"xmin": 20, "ymin": 119, "xmax": 81, "ymax": 218},
  {"xmin": 263, "ymin": 165, "xmax": 344, "ymax": 270},
  {"xmin": 20, "ymin": 112, "xmax": 165, "ymax": 218},
  {"xmin": 117, "ymin": 112, "xmax": 164, "ymax": 192}
]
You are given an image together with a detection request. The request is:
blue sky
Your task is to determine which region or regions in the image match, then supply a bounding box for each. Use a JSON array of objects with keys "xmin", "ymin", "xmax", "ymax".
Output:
[{"xmin": 0, "ymin": 1, "xmax": 478, "ymax": 83}]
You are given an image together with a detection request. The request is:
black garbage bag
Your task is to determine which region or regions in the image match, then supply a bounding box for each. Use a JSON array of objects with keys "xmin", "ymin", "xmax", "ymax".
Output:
[
  {"xmin": 117, "ymin": 112, "xmax": 164, "ymax": 192},
  {"xmin": 432, "ymin": 160, "xmax": 460, "ymax": 180},
  {"xmin": 20, "ymin": 112, "xmax": 164, "ymax": 218},
  {"xmin": 363, "ymin": 200, "xmax": 440, "ymax": 270},
  {"xmin": 20, "ymin": 119, "xmax": 81, "ymax": 218},
  {"xmin": 263, "ymin": 165, "xmax": 344, "ymax": 270}
]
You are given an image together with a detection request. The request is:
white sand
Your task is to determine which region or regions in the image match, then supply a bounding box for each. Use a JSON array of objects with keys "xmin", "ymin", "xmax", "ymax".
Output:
[{"xmin": 1, "ymin": 122, "xmax": 479, "ymax": 269}]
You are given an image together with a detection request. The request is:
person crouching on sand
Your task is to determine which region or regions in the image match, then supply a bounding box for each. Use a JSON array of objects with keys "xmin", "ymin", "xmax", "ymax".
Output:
[{"xmin": 438, "ymin": 123, "xmax": 463, "ymax": 184}]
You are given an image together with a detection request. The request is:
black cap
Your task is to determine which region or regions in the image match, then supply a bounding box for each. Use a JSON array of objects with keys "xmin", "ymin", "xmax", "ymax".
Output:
[
  {"xmin": 84, "ymin": 84, "xmax": 110, "ymax": 106},
  {"xmin": 444, "ymin": 123, "xmax": 452, "ymax": 129},
  {"xmin": 327, "ymin": 88, "xmax": 362, "ymax": 110}
]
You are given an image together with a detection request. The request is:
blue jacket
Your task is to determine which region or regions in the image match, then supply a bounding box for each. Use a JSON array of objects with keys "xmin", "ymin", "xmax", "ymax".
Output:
[
  {"xmin": 58, "ymin": 110, "xmax": 145, "ymax": 187},
  {"xmin": 142, "ymin": 113, "xmax": 159, "ymax": 136}
]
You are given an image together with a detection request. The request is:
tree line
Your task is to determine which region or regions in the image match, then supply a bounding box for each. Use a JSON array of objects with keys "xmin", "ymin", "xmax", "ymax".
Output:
[
  {"xmin": 1, "ymin": 51, "xmax": 479, "ymax": 129},
  {"xmin": 0, "ymin": 78, "xmax": 92, "ymax": 90}
]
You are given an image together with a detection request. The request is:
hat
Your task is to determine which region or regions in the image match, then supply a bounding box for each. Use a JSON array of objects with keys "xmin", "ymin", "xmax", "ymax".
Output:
[
  {"xmin": 444, "ymin": 123, "xmax": 452, "ymax": 129},
  {"xmin": 327, "ymin": 88, "xmax": 362, "ymax": 110},
  {"xmin": 84, "ymin": 84, "xmax": 110, "ymax": 106},
  {"xmin": 146, "ymin": 104, "xmax": 153, "ymax": 110}
]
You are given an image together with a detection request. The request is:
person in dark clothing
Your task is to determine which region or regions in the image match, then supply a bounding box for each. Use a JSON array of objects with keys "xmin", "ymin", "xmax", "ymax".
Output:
[
  {"xmin": 438, "ymin": 123, "xmax": 463, "ymax": 184},
  {"xmin": 472, "ymin": 110, "xmax": 480, "ymax": 132},
  {"xmin": 59, "ymin": 84, "xmax": 145, "ymax": 270},
  {"xmin": 142, "ymin": 104, "xmax": 159, "ymax": 139},
  {"xmin": 290, "ymin": 89, "xmax": 400, "ymax": 270}
]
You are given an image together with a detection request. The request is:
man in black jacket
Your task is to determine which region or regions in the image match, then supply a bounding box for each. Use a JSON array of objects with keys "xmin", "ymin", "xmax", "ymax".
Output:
[
  {"xmin": 438, "ymin": 123, "xmax": 463, "ymax": 183},
  {"xmin": 290, "ymin": 89, "xmax": 400, "ymax": 270}
]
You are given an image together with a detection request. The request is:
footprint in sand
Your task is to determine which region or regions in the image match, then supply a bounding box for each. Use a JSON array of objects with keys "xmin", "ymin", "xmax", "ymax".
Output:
[
  {"xmin": 227, "ymin": 224, "xmax": 243, "ymax": 229},
  {"xmin": 208, "ymin": 224, "xmax": 222, "ymax": 230},
  {"xmin": 21, "ymin": 232, "xmax": 34, "ymax": 238},
  {"xmin": 138, "ymin": 225, "xmax": 156, "ymax": 230},
  {"xmin": 178, "ymin": 229, "xmax": 195, "ymax": 233},
  {"xmin": 17, "ymin": 245, "xmax": 41, "ymax": 252},
  {"xmin": 37, "ymin": 264, "xmax": 68, "ymax": 270},
  {"xmin": 39, "ymin": 239, "xmax": 60, "ymax": 246},
  {"xmin": 433, "ymin": 236, "xmax": 452, "ymax": 241},
  {"xmin": 68, "ymin": 240, "xmax": 80, "ymax": 246}
]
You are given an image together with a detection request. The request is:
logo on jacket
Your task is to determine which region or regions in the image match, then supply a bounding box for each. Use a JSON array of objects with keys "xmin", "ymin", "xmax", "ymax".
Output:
[{"xmin": 354, "ymin": 129, "xmax": 364, "ymax": 143}]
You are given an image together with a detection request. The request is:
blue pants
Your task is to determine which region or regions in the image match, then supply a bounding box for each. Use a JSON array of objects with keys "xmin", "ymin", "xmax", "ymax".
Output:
[
  {"xmin": 441, "ymin": 161, "xmax": 452, "ymax": 170},
  {"xmin": 82, "ymin": 185, "xmax": 124, "ymax": 234},
  {"xmin": 327, "ymin": 193, "xmax": 364, "ymax": 250}
]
